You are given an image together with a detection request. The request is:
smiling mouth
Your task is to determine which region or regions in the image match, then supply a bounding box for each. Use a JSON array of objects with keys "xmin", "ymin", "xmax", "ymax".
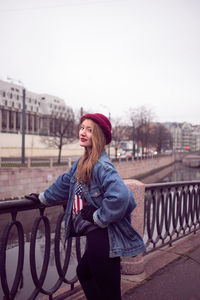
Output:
[{"xmin": 80, "ymin": 138, "xmax": 87, "ymax": 142}]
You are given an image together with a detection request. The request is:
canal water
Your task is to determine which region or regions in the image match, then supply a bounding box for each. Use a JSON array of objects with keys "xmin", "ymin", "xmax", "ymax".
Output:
[
  {"xmin": 1, "ymin": 162, "xmax": 200, "ymax": 299},
  {"xmin": 159, "ymin": 162, "xmax": 200, "ymax": 183},
  {"xmin": 139, "ymin": 162, "xmax": 200, "ymax": 184}
]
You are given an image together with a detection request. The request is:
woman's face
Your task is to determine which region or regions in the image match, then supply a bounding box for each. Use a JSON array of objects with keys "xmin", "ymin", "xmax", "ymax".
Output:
[{"xmin": 79, "ymin": 119, "xmax": 93, "ymax": 149}]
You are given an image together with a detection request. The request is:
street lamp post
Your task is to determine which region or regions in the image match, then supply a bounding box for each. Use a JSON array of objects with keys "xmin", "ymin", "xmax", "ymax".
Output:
[{"xmin": 21, "ymin": 88, "xmax": 26, "ymax": 164}]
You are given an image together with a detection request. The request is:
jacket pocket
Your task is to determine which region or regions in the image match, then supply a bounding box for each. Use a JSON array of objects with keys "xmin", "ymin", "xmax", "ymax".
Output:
[
  {"xmin": 115, "ymin": 218, "xmax": 138, "ymax": 241},
  {"xmin": 88, "ymin": 186, "xmax": 103, "ymax": 207}
]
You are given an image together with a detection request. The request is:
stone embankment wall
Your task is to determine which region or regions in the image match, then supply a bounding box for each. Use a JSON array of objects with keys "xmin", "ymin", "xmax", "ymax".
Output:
[
  {"xmin": 0, "ymin": 155, "xmax": 174, "ymax": 200},
  {"xmin": 114, "ymin": 155, "xmax": 174, "ymax": 179},
  {"xmin": 182, "ymin": 154, "xmax": 200, "ymax": 167},
  {"xmin": 0, "ymin": 166, "xmax": 68, "ymax": 200}
]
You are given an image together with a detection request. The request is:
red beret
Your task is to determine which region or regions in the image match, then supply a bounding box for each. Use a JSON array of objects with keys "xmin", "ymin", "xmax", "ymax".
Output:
[{"xmin": 80, "ymin": 113, "xmax": 112, "ymax": 144}]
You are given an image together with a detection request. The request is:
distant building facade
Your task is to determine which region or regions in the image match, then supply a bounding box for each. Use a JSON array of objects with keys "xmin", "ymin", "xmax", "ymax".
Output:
[
  {"xmin": 0, "ymin": 79, "xmax": 72, "ymax": 136},
  {"xmin": 166, "ymin": 122, "xmax": 200, "ymax": 152}
]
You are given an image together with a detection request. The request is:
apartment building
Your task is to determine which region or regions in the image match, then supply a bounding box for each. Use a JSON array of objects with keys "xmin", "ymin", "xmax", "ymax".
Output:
[
  {"xmin": 168, "ymin": 122, "xmax": 200, "ymax": 151},
  {"xmin": 0, "ymin": 79, "xmax": 72, "ymax": 136}
]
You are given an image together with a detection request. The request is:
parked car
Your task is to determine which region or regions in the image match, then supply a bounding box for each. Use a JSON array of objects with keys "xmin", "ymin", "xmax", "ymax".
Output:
[{"xmin": 120, "ymin": 151, "xmax": 133, "ymax": 159}]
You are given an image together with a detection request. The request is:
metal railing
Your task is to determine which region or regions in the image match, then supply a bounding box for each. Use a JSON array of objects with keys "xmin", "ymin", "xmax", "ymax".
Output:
[
  {"xmin": 0, "ymin": 153, "xmax": 167, "ymax": 168},
  {"xmin": 1, "ymin": 180, "xmax": 200, "ymax": 299},
  {"xmin": 0, "ymin": 157, "xmax": 74, "ymax": 168},
  {"xmin": 0, "ymin": 199, "xmax": 85, "ymax": 300},
  {"xmin": 144, "ymin": 180, "xmax": 200, "ymax": 253}
]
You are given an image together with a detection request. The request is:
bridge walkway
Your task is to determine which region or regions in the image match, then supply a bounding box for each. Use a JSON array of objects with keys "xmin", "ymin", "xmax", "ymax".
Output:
[{"xmin": 122, "ymin": 231, "xmax": 200, "ymax": 300}]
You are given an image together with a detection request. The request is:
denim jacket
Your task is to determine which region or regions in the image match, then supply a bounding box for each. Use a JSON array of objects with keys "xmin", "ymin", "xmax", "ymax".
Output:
[{"xmin": 40, "ymin": 151, "xmax": 146, "ymax": 258}]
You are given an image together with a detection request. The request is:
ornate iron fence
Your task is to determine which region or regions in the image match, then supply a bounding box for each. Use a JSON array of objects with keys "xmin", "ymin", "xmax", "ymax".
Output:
[
  {"xmin": 1, "ymin": 180, "xmax": 200, "ymax": 299},
  {"xmin": 0, "ymin": 199, "xmax": 85, "ymax": 300},
  {"xmin": 144, "ymin": 180, "xmax": 200, "ymax": 253}
]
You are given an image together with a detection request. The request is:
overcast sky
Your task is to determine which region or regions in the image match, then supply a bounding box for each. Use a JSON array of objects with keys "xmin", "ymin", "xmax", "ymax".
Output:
[{"xmin": 0, "ymin": 0, "xmax": 199, "ymax": 124}]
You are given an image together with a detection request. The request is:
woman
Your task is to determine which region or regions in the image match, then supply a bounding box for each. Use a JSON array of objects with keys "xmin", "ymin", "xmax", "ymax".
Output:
[{"xmin": 26, "ymin": 113, "xmax": 145, "ymax": 300}]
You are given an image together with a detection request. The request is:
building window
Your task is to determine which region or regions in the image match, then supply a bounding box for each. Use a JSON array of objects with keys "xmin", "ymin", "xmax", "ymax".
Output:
[
  {"xmin": 2, "ymin": 110, "xmax": 7, "ymax": 129},
  {"xmin": 9, "ymin": 111, "xmax": 14, "ymax": 129},
  {"xmin": 16, "ymin": 112, "xmax": 20, "ymax": 130},
  {"xmin": 3, "ymin": 91, "xmax": 6, "ymax": 97},
  {"xmin": 34, "ymin": 115, "xmax": 38, "ymax": 132},
  {"xmin": 28, "ymin": 114, "xmax": 32, "ymax": 131}
]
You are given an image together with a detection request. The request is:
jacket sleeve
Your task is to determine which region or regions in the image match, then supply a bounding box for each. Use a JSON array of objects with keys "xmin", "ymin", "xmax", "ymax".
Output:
[
  {"xmin": 39, "ymin": 162, "xmax": 77, "ymax": 206},
  {"xmin": 93, "ymin": 164, "xmax": 136, "ymax": 228}
]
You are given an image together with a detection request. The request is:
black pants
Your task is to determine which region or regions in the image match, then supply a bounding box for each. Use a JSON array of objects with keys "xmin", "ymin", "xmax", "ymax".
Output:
[{"xmin": 76, "ymin": 228, "xmax": 121, "ymax": 300}]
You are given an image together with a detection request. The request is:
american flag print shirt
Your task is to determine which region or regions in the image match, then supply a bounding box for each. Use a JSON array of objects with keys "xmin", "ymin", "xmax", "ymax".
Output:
[{"xmin": 72, "ymin": 183, "xmax": 85, "ymax": 215}]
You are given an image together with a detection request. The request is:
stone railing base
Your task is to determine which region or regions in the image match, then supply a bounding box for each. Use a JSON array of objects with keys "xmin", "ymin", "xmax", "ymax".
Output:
[{"xmin": 121, "ymin": 254, "xmax": 145, "ymax": 275}]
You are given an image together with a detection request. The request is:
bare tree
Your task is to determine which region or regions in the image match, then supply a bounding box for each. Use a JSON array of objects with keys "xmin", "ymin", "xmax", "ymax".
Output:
[
  {"xmin": 41, "ymin": 107, "xmax": 75, "ymax": 163},
  {"xmin": 129, "ymin": 106, "xmax": 155, "ymax": 157},
  {"xmin": 152, "ymin": 123, "xmax": 173, "ymax": 153},
  {"xmin": 112, "ymin": 118, "xmax": 126, "ymax": 158}
]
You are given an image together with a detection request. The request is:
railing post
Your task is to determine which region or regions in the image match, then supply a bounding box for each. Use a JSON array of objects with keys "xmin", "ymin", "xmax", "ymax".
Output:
[
  {"xmin": 27, "ymin": 157, "xmax": 31, "ymax": 168},
  {"xmin": 50, "ymin": 158, "xmax": 53, "ymax": 168},
  {"xmin": 121, "ymin": 179, "xmax": 145, "ymax": 275},
  {"xmin": 68, "ymin": 157, "xmax": 72, "ymax": 169}
]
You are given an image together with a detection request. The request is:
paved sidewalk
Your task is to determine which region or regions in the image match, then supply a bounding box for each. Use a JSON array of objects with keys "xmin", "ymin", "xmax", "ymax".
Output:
[{"xmin": 122, "ymin": 235, "xmax": 200, "ymax": 300}]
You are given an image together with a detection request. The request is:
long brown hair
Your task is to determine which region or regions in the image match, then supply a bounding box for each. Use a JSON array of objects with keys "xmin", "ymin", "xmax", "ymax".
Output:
[{"xmin": 76, "ymin": 119, "xmax": 106, "ymax": 185}]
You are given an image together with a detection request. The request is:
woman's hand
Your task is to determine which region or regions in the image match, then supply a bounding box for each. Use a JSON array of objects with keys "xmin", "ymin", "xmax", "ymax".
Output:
[
  {"xmin": 25, "ymin": 193, "xmax": 40, "ymax": 203},
  {"xmin": 81, "ymin": 204, "xmax": 96, "ymax": 223}
]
